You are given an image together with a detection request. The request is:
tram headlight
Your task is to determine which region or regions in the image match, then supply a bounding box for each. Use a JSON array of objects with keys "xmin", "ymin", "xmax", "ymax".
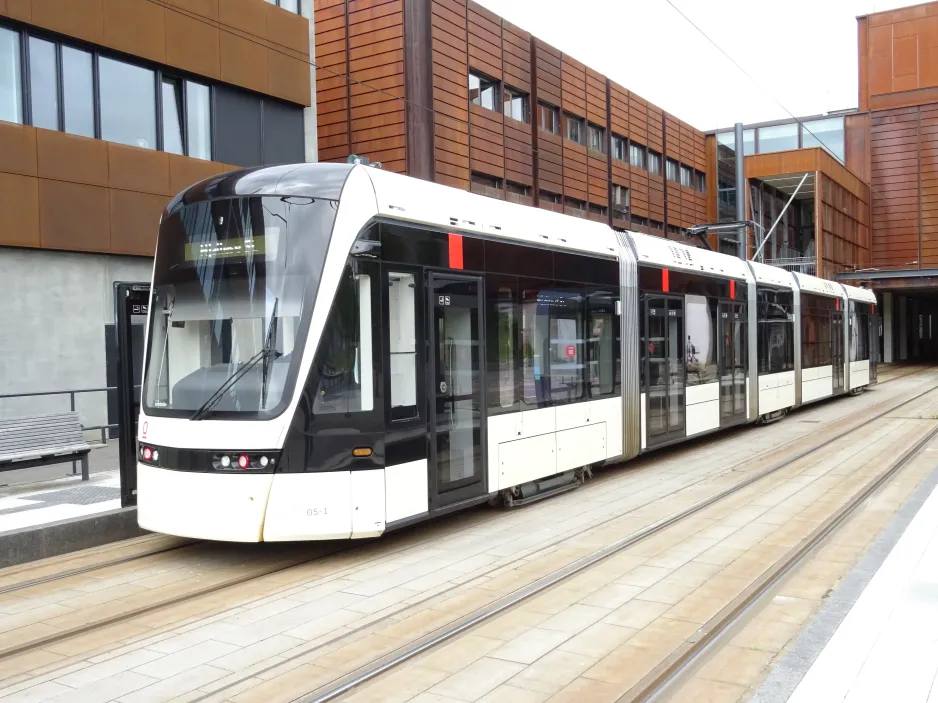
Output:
[
  {"xmin": 220, "ymin": 455, "xmax": 231, "ymax": 468},
  {"xmin": 259, "ymin": 456, "xmax": 269, "ymax": 468},
  {"xmin": 151, "ymin": 449, "xmax": 159, "ymax": 462}
]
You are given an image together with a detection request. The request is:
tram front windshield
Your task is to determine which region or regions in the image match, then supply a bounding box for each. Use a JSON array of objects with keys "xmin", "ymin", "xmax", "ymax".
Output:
[{"xmin": 143, "ymin": 196, "xmax": 338, "ymax": 419}]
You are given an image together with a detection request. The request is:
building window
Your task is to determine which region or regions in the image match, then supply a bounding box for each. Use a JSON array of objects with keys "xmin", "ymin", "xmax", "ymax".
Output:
[
  {"xmin": 469, "ymin": 71, "xmax": 498, "ymax": 111},
  {"xmin": 186, "ymin": 81, "xmax": 212, "ymax": 160},
  {"xmin": 506, "ymin": 181, "xmax": 530, "ymax": 196},
  {"xmin": 758, "ymin": 123, "xmax": 798, "ymax": 154},
  {"xmin": 632, "ymin": 215, "xmax": 648, "ymax": 227},
  {"xmin": 0, "ymin": 27, "xmax": 22, "ymax": 123},
  {"xmin": 503, "ymin": 86, "xmax": 528, "ymax": 123},
  {"xmin": 540, "ymin": 189, "xmax": 561, "ymax": 203},
  {"xmin": 100, "ymin": 57, "xmax": 157, "ymax": 150},
  {"xmin": 648, "ymin": 219, "xmax": 663, "ymax": 232},
  {"xmin": 629, "ymin": 142, "xmax": 646, "ymax": 169},
  {"xmin": 648, "ymin": 150, "xmax": 662, "ymax": 175},
  {"xmin": 565, "ymin": 113, "xmax": 585, "ymax": 145},
  {"xmin": 1, "ymin": 26, "xmax": 219, "ymax": 159},
  {"xmin": 802, "ymin": 116, "xmax": 845, "ymax": 162},
  {"xmin": 538, "ymin": 101, "xmax": 559, "ymax": 134},
  {"xmin": 62, "ymin": 46, "xmax": 94, "ymax": 138},
  {"xmin": 696, "ymin": 170, "xmax": 706, "ymax": 193},
  {"xmin": 471, "ymin": 172, "xmax": 502, "ymax": 196},
  {"xmin": 565, "ymin": 196, "xmax": 586, "ymax": 216},
  {"xmin": 667, "ymin": 224, "xmax": 679, "ymax": 237},
  {"xmin": 680, "ymin": 164, "xmax": 693, "ymax": 188},
  {"xmin": 612, "ymin": 185, "xmax": 630, "ymax": 218},
  {"xmin": 264, "ymin": 0, "xmax": 300, "ymax": 13},
  {"xmin": 587, "ymin": 123, "xmax": 605, "ymax": 153},
  {"xmin": 161, "ymin": 77, "xmax": 184, "ymax": 155},
  {"xmin": 666, "ymin": 158, "xmax": 679, "ymax": 182},
  {"xmin": 588, "ymin": 203, "xmax": 607, "ymax": 217},
  {"xmin": 612, "ymin": 134, "xmax": 626, "ymax": 161}
]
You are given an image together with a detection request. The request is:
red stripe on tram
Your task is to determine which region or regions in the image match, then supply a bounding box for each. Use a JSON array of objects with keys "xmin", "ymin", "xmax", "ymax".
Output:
[
  {"xmin": 730, "ymin": 279, "xmax": 736, "ymax": 299},
  {"xmin": 448, "ymin": 233, "xmax": 464, "ymax": 269},
  {"xmin": 662, "ymin": 268, "xmax": 669, "ymax": 292}
]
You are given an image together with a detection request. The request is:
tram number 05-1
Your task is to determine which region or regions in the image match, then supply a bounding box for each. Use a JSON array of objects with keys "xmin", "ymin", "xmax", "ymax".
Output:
[{"xmin": 307, "ymin": 508, "xmax": 328, "ymax": 516}]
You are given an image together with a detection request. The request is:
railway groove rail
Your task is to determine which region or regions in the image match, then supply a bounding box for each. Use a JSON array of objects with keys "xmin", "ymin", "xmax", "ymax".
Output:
[{"xmin": 0, "ymin": 364, "xmax": 932, "ymax": 701}]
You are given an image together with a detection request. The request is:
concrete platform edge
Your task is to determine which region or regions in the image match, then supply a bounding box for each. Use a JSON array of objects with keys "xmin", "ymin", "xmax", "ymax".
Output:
[
  {"xmin": 751, "ymin": 458, "xmax": 938, "ymax": 703},
  {"xmin": 0, "ymin": 507, "xmax": 147, "ymax": 569}
]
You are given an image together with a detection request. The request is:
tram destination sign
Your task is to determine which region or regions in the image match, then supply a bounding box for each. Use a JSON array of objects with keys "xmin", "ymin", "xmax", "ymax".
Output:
[{"xmin": 185, "ymin": 237, "xmax": 265, "ymax": 261}]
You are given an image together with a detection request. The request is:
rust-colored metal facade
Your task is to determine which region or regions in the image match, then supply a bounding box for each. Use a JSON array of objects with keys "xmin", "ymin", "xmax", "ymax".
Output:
[
  {"xmin": 853, "ymin": 2, "xmax": 938, "ymax": 271},
  {"xmin": 314, "ymin": 0, "xmax": 708, "ymax": 238},
  {"xmin": 0, "ymin": 0, "xmax": 311, "ymax": 257}
]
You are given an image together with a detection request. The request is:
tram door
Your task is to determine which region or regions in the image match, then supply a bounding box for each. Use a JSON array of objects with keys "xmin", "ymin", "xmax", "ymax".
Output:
[
  {"xmin": 645, "ymin": 296, "xmax": 685, "ymax": 446},
  {"xmin": 832, "ymin": 311, "xmax": 845, "ymax": 393},
  {"xmin": 719, "ymin": 301, "xmax": 747, "ymax": 426},
  {"xmin": 428, "ymin": 274, "xmax": 487, "ymax": 509}
]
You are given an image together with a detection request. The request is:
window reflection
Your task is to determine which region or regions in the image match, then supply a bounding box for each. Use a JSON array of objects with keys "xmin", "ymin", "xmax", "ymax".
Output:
[
  {"xmin": 186, "ymin": 81, "xmax": 212, "ymax": 160},
  {"xmin": 100, "ymin": 57, "xmax": 156, "ymax": 149},
  {"xmin": 802, "ymin": 117, "xmax": 845, "ymax": 162},
  {"xmin": 162, "ymin": 77, "xmax": 184, "ymax": 155},
  {"xmin": 29, "ymin": 37, "xmax": 58, "ymax": 130},
  {"xmin": 0, "ymin": 27, "xmax": 22, "ymax": 123},
  {"xmin": 758, "ymin": 123, "xmax": 798, "ymax": 154},
  {"xmin": 63, "ymin": 47, "xmax": 94, "ymax": 137}
]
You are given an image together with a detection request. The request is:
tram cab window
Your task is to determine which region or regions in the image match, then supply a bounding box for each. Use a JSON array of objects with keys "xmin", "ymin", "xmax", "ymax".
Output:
[
  {"xmin": 312, "ymin": 264, "xmax": 374, "ymax": 414},
  {"xmin": 757, "ymin": 288, "xmax": 794, "ymax": 374},
  {"xmin": 388, "ymin": 271, "xmax": 418, "ymax": 419}
]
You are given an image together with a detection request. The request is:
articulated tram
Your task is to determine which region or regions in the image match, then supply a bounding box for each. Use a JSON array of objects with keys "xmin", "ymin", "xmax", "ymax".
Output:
[{"xmin": 136, "ymin": 163, "xmax": 878, "ymax": 542}]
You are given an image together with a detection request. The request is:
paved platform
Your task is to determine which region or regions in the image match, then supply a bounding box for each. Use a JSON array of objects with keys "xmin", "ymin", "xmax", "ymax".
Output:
[
  {"xmin": 774, "ymin": 472, "xmax": 938, "ymax": 703},
  {"xmin": 0, "ymin": 471, "xmax": 122, "ymax": 534}
]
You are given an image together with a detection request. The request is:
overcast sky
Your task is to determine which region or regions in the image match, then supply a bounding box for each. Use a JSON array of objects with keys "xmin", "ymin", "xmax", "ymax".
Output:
[{"xmin": 475, "ymin": 0, "xmax": 914, "ymax": 131}]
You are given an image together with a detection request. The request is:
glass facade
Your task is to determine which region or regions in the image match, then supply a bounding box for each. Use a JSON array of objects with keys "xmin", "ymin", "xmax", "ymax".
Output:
[
  {"xmin": 100, "ymin": 57, "xmax": 157, "ymax": 149},
  {"xmin": 0, "ymin": 27, "xmax": 22, "ymax": 124},
  {"xmin": 758, "ymin": 123, "xmax": 798, "ymax": 153},
  {"xmin": 28, "ymin": 37, "xmax": 58, "ymax": 131},
  {"xmin": 62, "ymin": 47, "xmax": 94, "ymax": 138},
  {"xmin": 802, "ymin": 117, "xmax": 845, "ymax": 162}
]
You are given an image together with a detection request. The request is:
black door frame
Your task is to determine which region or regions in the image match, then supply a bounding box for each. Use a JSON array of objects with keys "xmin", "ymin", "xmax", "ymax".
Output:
[
  {"xmin": 426, "ymin": 271, "xmax": 488, "ymax": 510},
  {"xmin": 114, "ymin": 281, "xmax": 151, "ymax": 508},
  {"xmin": 643, "ymin": 293, "xmax": 686, "ymax": 447},
  {"xmin": 832, "ymin": 311, "xmax": 845, "ymax": 394}
]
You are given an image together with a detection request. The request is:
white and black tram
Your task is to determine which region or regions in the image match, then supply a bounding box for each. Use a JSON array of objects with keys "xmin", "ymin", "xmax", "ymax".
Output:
[{"xmin": 136, "ymin": 163, "xmax": 878, "ymax": 542}]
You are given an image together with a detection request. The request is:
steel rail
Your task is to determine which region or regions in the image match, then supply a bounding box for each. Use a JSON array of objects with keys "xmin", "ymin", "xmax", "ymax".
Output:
[
  {"xmin": 295, "ymin": 380, "xmax": 938, "ymax": 703},
  {"xmin": 621, "ymin": 421, "xmax": 938, "ymax": 702},
  {"xmin": 0, "ymin": 540, "xmax": 195, "ymax": 596}
]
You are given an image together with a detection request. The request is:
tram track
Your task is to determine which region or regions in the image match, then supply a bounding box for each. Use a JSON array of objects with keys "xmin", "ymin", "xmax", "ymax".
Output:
[
  {"xmin": 0, "ymin": 368, "xmax": 931, "ymax": 692},
  {"xmin": 183, "ymin": 375, "xmax": 938, "ymax": 703},
  {"xmin": 616, "ymin": 421, "xmax": 938, "ymax": 703}
]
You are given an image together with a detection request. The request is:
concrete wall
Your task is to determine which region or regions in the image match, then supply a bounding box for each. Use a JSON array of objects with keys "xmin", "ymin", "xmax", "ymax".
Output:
[{"xmin": 0, "ymin": 248, "xmax": 152, "ymax": 433}]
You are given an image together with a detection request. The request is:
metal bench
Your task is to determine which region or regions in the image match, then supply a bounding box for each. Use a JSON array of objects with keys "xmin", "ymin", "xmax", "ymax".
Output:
[{"xmin": 0, "ymin": 412, "xmax": 92, "ymax": 480}]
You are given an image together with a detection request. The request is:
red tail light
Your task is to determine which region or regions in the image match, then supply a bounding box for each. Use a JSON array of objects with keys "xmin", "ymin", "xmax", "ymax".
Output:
[{"xmin": 238, "ymin": 454, "xmax": 249, "ymax": 469}]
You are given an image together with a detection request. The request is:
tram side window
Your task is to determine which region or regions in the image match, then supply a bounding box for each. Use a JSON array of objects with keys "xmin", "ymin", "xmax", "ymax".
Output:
[
  {"xmin": 851, "ymin": 302, "xmax": 872, "ymax": 362},
  {"xmin": 801, "ymin": 294, "xmax": 835, "ymax": 369},
  {"xmin": 313, "ymin": 264, "xmax": 374, "ymax": 414},
  {"xmin": 757, "ymin": 288, "xmax": 794, "ymax": 374},
  {"xmin": 685, "ymin": 294, "xmax": 719, "ymax": 386},
  {"xmin": 388, "ymin": 271, "xmax": 418, "ymax": 419},
  {"xmin": 520, "ymin": 280, "xmax": 587, "ymax": 406},
  {"xmin": 486, "ymin": 276, "xmax": 520, "ymax": 413},
  {"xmin": 587, "ymin": 289, "xmax": 620, "ymax": 397}
]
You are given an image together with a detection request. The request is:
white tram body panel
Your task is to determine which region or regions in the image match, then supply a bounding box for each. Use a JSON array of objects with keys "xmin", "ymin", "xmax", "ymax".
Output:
[
  {"xmin": 136, "ymin": 164, "xmax": 879, "ymax": 542},
  {"xmin": 844, "ymin": 283, "xmax": 877, "ymax": 391}
]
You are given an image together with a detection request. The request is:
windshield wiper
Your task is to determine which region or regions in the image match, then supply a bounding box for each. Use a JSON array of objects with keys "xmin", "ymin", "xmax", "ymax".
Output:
[
  {"xmin": 261, "ymin": 298, "xmax": 280, "ymax": 408},
  {"xmin": 190, "ymin": 301, "xmax": 282, "ymax": 421}
]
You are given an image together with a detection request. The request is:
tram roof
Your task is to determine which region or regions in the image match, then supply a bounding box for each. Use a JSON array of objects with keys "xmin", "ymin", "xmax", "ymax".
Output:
[
  {"xmin": 793, "ymin": 272, "xmax": 845, "ymax": 298},
  {"xmin": 627, "ymin": 230, "xmax": 752, "ymax": 281}
]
